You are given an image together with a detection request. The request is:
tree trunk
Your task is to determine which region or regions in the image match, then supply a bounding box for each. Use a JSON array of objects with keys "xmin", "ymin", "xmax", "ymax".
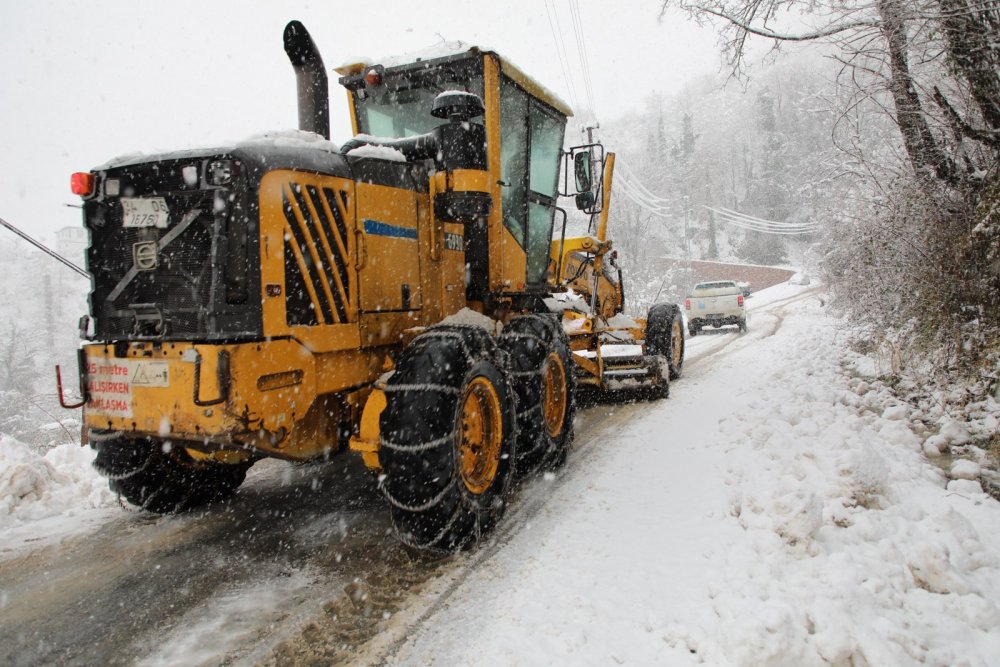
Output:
[
  {"xmin": 877, "ymin": 0, "xmax": 956, "ymax": 182},
  {"xmin": 937, "ymin": 0, "xmax": 1000, "ymax": 132}
]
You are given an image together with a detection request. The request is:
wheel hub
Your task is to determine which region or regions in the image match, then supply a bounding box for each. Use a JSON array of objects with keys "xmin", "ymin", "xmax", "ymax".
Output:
[
  {"xmin": 458, "ymin": 377, "xmax": 503, "ymax": 494},
  {"xmin": 542, "ymin": 352, "xmax": 567, "ymax": 438},
  {"xmin": 671, "ymin": 319, "xmax": 682, "ymax": 367}
]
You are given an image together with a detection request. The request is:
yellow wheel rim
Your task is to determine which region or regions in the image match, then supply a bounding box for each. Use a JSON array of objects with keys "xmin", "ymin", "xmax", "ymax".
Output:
[
  {"xmin": 542, "ymin": 352, "xmax": 568, "ymax": 438},
  {"xmin": 458, "ymin": 377, "xmax": 503, "ymax": 495},
  {"xmin": 671, "ymin": 319, "xmax": 683, "ymax": 367}
]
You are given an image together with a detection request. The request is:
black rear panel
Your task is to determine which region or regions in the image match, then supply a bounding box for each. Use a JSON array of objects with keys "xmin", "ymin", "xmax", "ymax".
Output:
[{"xmin": 85, "ymin": 156, "xmax": 262, "ymax": 341}]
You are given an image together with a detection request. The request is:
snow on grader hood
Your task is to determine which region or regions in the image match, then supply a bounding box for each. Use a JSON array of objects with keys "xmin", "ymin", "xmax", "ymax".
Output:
[{"xmin": 60, "ymin": 20, "xmax": 684, "ymax": 552}]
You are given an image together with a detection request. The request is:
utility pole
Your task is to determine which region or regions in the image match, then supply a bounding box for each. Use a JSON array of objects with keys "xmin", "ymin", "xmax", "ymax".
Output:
[
  {"xmin": 683, "ymin": 195, "xmax": 691, "ymax": 259},
  {"xmin": 584, "ymin": 123, "xmax": 600, "ymax": 186}
]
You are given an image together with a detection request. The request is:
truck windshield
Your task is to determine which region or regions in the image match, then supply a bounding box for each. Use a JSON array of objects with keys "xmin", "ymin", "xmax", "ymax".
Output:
[{"xmin": 356, "ymin": 75, "xmax": 485, "ymax": 138}]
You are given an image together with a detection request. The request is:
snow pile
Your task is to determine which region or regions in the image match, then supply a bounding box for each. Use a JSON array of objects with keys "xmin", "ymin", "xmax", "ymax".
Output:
[
  {"xmin": 605, "ymin": 313, "xmax": 639, "ymax": 328},
  {"xmin": 438, "ymin": 307, "xmax": 502, "ymax": 335},
  {"xmin": 544, "ymin": 290, "xmax": 588, "ymax": 313},
  {"xmin": 238, "ymin": 129, "xmax": 340, "ymax": 153},
  {"xmin": 339, "ymin": 40, "xmax": 474, "ymax": 72},
  {"xmin": 389, "ymin": 286, "xmax": 1000, "ymax": 665},
  {"xmin": 345, "ymin": 144, "xmax": 407, "ymax": 162},
  {"xmin": 0, "ymin": 435, "xmax": 114, "ymax": 528},
  {"xmin": 711, "ymin": 345, "xmax": 1000, "ymax": 664}
]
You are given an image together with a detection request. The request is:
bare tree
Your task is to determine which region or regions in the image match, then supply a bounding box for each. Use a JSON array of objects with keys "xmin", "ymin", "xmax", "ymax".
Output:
[{"xmin": 661, "ymin": 0, "xmax": 1000, "ymax": 183}]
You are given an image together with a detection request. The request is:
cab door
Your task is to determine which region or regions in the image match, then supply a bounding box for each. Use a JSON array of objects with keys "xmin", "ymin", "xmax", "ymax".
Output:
[{"xmin": 497, "ymin": 75, "xmax": 566, "ymax": 290}]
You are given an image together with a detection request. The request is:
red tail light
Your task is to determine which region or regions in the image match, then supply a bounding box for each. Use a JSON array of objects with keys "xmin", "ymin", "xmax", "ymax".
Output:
[
  {"xmin": 738, "ymin": 295, "xmax": 744, "ymax": 307},
  {"xmin": 70, "ymin": 172, "xmax": 95, "ymax": 196},
  {"xmin": 684, "ymin": 299, "xmax": 691, "ymax": 310}
]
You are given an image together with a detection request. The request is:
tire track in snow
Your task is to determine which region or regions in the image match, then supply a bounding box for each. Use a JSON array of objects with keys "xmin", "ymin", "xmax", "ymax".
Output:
[
  {"xmin": 684, "ymin": 286, "xmax": 824, "ymax": 372},
  {"xmin": 349, "ymin": 399, "xmax": 652, "ymax": 666}
]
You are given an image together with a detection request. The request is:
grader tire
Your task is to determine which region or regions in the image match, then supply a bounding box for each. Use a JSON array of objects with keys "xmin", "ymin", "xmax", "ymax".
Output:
[
  {"xmin": 378, "ymin": 326, "xmax": 517, "ymax": 552},
  {"xmin": 646, "ymin": 303, "xmax": 686, "ymax": 380},
  {"xmin": 499, "ymin": 314, "xmax": 575, "ymax": 473},
  {"xmin": 93, "ymin": 437, "xmax": 251, "ymax": 513}
]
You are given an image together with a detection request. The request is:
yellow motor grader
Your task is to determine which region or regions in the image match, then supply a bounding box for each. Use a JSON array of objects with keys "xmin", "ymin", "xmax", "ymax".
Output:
[
  {"xmin": 548, "ymin": 148, "xmax": 686, "ymax": 395},
  {"xmin": 60, "ymin": 21, "xmax": 684, "ymax": 551}
]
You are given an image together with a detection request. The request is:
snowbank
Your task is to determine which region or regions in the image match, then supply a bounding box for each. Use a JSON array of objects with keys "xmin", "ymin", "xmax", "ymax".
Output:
[{"xmin": 0, "ymin": 435, "xmax": 114, "ymax": 529}]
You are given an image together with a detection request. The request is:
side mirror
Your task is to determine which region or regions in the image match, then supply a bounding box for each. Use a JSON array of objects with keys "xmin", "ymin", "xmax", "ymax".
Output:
[
  {"xmin": 574, "ymin": 152, "xmax": 592, "ymax": 193},
  {"xmin": 575, "ymin": 191, "xmax": 596, "ymax": 211}
]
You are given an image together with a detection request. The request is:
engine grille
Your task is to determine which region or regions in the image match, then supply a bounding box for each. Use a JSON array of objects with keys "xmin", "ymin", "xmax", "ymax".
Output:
[{"xmin": 86, "ymin": 157, "xmax": 261, "ymax": 341}]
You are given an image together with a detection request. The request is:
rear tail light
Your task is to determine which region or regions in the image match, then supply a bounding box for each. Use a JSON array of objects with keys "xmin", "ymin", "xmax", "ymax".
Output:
[
  {"xmin": 684, "ymin": 299, "xmax": 691, "ymax": 310},
  {"xmin": 71, "ymin": 172, "xmax": 95, "ymax": 197},
  {"xmin": 738, "ymin": 295, "xmax": 744, "ymax": 307}
]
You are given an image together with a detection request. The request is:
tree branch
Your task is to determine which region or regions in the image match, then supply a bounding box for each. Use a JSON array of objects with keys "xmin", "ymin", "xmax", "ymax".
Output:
[
  {"xmin": 932, "ymin": 86, "xmax": 1000, "ymax": 148},
  {"xmin": 695, "ymin": 6, "xmax": 878, "ymax": 41}
]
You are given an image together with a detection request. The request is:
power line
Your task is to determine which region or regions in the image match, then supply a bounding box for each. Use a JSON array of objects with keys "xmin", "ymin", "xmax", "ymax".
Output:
[
  {"xmin": 708, "ymin": 206, "xmax": 818, "ymax": 233},
  {"xmin": 613, "ymin": 159, "xmax": 820, "ymax": 236},
  {"xmin": 543, "ymin": 0, "xmax": 581, "ymax": 112},
  {"xmin": 567, "ymin": 0, "xmax": 598, "ymax": 120}
]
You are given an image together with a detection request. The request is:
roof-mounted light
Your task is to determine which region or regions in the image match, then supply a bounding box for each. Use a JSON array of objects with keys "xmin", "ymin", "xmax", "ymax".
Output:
[{"xmin": 364, "ymin": 68, "xmax": 382, "ymax": 87}]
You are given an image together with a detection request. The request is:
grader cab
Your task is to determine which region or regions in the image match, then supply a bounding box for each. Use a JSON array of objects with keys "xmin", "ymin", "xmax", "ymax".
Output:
[{"xmin": 62, "ymin": 21, "xmax": 684, "ymax": 551}]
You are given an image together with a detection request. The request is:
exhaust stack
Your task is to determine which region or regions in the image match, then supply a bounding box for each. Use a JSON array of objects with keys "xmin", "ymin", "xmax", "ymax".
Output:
[{"xmin": 283, "ymin": 21, "xmax": 330, "ymax": 140}]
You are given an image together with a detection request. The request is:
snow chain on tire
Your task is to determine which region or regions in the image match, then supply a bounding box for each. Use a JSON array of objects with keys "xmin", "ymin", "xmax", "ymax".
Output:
[
  {"xmin": 92, "ymin": 437, "xmax": 252, "ymax": 513},
  {"xmin": 498, "ymin": 313, "xmax": 576, "ymax": 474},
  {"xmin": 378, "ymin": 325, "xmax": 517, "ymax": 552}
]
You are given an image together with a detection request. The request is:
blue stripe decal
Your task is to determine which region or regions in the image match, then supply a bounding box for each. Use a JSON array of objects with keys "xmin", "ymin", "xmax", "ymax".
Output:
[{"xmin": 363, "ymin": 219, "xmax": 418, "ymax": 240}]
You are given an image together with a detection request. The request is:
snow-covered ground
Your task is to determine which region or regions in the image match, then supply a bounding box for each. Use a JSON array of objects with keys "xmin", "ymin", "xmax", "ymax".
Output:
[
  {"xmin": 387, "ymin": 284, "xmax": 1000, "ymax": 666},
  {"xmin": 2, "ymin": 283, "xmax": 999, "ymax": 665}
]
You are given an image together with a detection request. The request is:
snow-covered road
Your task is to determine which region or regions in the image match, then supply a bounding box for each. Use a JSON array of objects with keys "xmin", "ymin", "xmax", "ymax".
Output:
[
  {"xmin": 2, "ymin": 283, "xmax": 999, "ymax": 666},
  {"xmin": 378, "ymin": 285, "xmax": 1000, "ymax": 666}
]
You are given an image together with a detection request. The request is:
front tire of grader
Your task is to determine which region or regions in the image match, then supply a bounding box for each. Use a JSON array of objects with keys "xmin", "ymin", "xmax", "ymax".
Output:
[
  {"xmin": 499, "ymin": 314, "xmax": 576, "ymax": 474},
  {"xmin": 646, "ymin": 303, "xmax": 685, "ymax": 380},
  {"xmin": 92, "ymin": 436, "xmax": 251, "ymax": 513},
  {"xmin": 378, "ymin": 326, "xmax": 518, "ymax": 552}
]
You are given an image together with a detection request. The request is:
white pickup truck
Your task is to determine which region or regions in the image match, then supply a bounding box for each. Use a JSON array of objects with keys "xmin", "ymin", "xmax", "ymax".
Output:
[{"xmin": 684, "ymin": 280, "xmax": 747, "ymax": 336}]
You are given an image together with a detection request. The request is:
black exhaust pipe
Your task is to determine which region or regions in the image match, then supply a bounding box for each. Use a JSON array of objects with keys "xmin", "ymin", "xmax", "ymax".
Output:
[{"xmin": 283, "ymin": 20, "xmax": 330, "ymax": 140}]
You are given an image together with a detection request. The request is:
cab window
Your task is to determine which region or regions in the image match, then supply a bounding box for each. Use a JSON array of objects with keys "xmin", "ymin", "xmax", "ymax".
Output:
[
  {"xmin": 356, "ymin": 73, "xmax": 484, "ymax": 139},
  {"xmin": 499, "ymin": 75, "xmax": 567, "ymax": 285},
  {"xmin": 529, "ymin": 106, "xmax": 562, "ymax": 197},
  {"xmin": 500, "ymin": 78, "xmax": 528, "ymax": 246}
]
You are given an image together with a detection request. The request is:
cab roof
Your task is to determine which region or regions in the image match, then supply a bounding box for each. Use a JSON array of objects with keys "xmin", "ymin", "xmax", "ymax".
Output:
[{"xmin": 335, "ymin": 41, "xmax": 573, "ymax": 118}]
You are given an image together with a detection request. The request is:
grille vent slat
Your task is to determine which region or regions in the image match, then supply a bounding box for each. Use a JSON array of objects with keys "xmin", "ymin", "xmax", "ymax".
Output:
[{"xmin": 281, "ymin": 181, "xmax": 353, "ymax": 325}]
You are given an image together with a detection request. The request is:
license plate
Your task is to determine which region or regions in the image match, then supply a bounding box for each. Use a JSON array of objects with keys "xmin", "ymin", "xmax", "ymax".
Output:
[{"xmin": 121, "ymin": 197, "xmax": 170, "ymax": 228}]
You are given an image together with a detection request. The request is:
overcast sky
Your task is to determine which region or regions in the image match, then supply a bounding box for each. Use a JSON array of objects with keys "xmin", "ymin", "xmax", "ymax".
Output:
[{"xmin": 0, "ymin": 0, "xmax": 720, "ymax": 243}]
